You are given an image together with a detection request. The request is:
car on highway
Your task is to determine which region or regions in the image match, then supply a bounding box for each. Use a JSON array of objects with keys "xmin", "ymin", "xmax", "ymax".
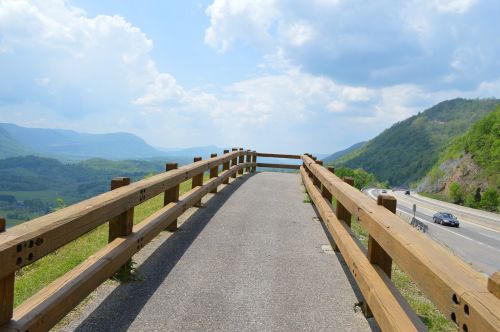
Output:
[
  {"xmin": 405, "ymin": 190, "xmax": 410, "ymax": 195},
  {"xmin": 433, "ymin": 212, "xmax": 460, "ymax": 227},
  {"xmin": 381, "ymin": 189, "xmax": 387, "ymax": 193}
]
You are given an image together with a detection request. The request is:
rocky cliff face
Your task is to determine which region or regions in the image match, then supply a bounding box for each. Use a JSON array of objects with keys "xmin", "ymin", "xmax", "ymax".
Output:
[{"xmin": 417, "ymin": 153, "xmax": 486, "ymax": 195}]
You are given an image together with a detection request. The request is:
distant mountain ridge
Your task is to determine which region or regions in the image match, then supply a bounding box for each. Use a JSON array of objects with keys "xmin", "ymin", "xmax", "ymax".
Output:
[
  {"xmin": 332, "ymin": 98, "xmax": 500, "ymax": 185},
  {"xmin": 323, "ymin": 141, "xmax": 366, "ymax": 163},
  {"xmin": 0, "ymin": 123, "xmax": 166, "ymax": 160}
]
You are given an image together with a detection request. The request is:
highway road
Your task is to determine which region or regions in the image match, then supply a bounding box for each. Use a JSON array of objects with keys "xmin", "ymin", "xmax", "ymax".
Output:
[{"xmin": 364, "ymin": 188, "xmax": 500, "ymax": 276}]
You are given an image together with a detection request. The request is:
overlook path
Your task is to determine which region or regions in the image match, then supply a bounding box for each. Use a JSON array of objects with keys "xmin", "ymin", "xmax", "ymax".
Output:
[{"xmin": 61, "ymin": 172, "xmax": 373, "ymax": 331}]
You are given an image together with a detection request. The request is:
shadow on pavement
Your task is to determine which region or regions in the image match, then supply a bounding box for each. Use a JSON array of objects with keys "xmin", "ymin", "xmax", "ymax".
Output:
[{"xmin": 72, "ymin": 175, "xmax": 250, "ymax": 332}]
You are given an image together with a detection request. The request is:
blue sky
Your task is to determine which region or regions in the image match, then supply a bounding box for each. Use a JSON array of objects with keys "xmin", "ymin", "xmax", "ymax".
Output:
[{"xmin": 1, "ymin": 0, "xmax": 499, "ymax": 154}]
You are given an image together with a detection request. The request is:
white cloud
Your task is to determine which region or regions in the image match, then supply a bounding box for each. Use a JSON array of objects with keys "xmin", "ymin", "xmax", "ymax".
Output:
[{"xmin": 204, "ymin": 0, "xmax": 499, "ymax": 90}]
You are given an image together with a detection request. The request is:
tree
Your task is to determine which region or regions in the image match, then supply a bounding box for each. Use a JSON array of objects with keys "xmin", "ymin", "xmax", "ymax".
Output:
[
  {"xmin": 449, "ymin": 182, "xmax": 463, "ymax": 204},
  {"xmin": 480, "ymin": 188, "xmax": 499, "ymax": 211}
]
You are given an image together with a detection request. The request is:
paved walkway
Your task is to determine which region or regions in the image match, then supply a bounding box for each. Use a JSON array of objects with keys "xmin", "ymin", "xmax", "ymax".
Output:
[{"xmin": 61, "ymin": 172, "xmax": 374, "ymax": 332}]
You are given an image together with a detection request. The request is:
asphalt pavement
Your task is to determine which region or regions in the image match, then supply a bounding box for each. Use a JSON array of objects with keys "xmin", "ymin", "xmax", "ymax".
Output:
[{"xmin": 60, "ymin": 173, "xmax": 374, "ymax": 332}]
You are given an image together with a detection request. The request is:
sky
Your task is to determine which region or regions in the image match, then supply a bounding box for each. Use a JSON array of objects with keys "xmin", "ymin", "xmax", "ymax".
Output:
[{"xmin": 1, "ymin": 0, "xmax": 499, "ymax": 154}]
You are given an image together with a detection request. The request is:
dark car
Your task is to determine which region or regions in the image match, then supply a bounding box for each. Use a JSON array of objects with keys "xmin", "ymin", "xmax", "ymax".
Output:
[
  {"xmin": 433, "ymin": 212, "xmax": 460, "ymax": 227},
  {"xmin": 405, "ymin": 190, "xmax": 410, "ymax": 195}
]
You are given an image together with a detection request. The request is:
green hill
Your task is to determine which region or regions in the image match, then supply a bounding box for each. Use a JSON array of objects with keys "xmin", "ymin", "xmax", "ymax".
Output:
[
  {"xmin": 323, "ymin": 141, "xmax": 366, "ymax": 163},
  {"xmin": 334, "ymin": 98, "xmax": 500, "ymax": 185},
  {"xmin": 419, "ymin": 106, "xmax": 500, "ymax": 210},
  {"xmin": 0, "ymin": 128, "xmax": 35, "ymax": 158},
  {"xmin": 0, "ymin": 123, "xmax": 166, "ymax": 160}
]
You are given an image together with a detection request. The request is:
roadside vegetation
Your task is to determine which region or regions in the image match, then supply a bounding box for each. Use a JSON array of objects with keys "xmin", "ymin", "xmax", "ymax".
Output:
[
  {"xmin": 13, "ymin": 175, "xmax": 206, "ymax": 307},
  {"xmin": 348, "ymin": 212, "xmax": 455, "ymax": 331},
  {"xmin": 420, "ymin": 105, "xmax": 500, "ymax": 212}
]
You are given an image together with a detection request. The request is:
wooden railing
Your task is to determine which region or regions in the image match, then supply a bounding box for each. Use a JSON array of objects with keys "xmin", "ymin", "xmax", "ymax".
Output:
[
  {"xmin": 300, "ymin": 153, "xmax": 500, "ymax": 332},
  {"xmin": 0, "ymin": 150, "xmax": 499, "ymax": 331},
  {"xmin": 0, "ymin": 148, "xmax": 259, "ymax": 332}
]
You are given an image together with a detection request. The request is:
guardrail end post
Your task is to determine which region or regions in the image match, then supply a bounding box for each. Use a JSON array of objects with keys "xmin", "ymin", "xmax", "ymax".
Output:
[
  {"xmin": 488, "ymin": 271, "xmax": 500, "ymax": 299},
  {"xmin": 245, "ymin": 149, "xmax": 252, "ymax": 174},
  {"xmin": 164, "ymin": 163, "xmax": 179, "ymax": 231},
  {"xmin": 210, "ymin": 154, "xmax": 218, "ymax": 194},
  {"xmin": 193, "ymin": 157, "xmax": 203, "ymax": 207},
  {"xmin": 0, "ymin": 217, "xmax": 14, "ymax": 326},
  {"xmin": 223, "ymin": 150, "xmax": 230, "ymax": 184}
]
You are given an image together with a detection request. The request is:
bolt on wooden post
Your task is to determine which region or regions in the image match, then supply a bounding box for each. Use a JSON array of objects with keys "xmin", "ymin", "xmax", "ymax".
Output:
[
  {"xmin": 0, "ymin": 217, "xmax": 14, "ymax": 326},
  {"xmin": 251, "ymin": 151, "xmax": 257, "ymax": 173},
  {"xmin": 362, "ymin": 194, "xmax": 396, "ymax": 318},
  {"xmin": 322, "ymin": 167, "xmax": 334, "ymax": 204},
  {"xmin": 231, "ymin": 148, "xmax": 238, "ymax": 178},
  {"xmin": 238, "ymin": 148, "xmax": 244, "ymax": 175},
  {"xmin": 209, "ymin": 153, "xmax": 218, "ymax": 193},
  {"xmin": 333, "ymin": 177, "xmax": 354, "ymax": 251},
  {"xmin": 108, "ymin": 177, "xmax": 134, "ymax": 277},
  {"xmin": 222, "ymin": 149, "xmax": 230, "ymax": 184},
  {"xmin": 164, "ymin": 163, "xmax": 179, "ymax": 231},
  {"xmin": 192, "ymin": 157, "xmax": 203, "ymax": 207},
  {"xmin": 245, "ymin": 149, "xmax": 251, "ymax": 173}
]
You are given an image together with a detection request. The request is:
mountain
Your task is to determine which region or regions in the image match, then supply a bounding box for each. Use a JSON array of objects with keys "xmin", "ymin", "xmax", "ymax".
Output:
[
  {"xmin": 0, "ymin": 128, "xmax": 36, "ymax": 158},
  {"xmin": 158, "ymin": 145, "xmax": 226, "ymax": 160},
  {"xmin": 0, "ymin": 123, "xmax": 165, "ymax": 160},
  {"xmin": 333, "ymin": 98, "xmax": 500, "ymax": 185},
  {"xmin": 323, "ymin": 141, "xmax": 366, "ymax": 163},
  {"xmin": 418, "ymin": 106, "xmax": 500, "ymax": 210}
]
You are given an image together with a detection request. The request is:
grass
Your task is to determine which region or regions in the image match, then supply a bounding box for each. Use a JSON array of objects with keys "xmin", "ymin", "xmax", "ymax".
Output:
[
  {"xmin": 419, "ymin": 191, "xmax": 452, "ymax": 203},
  {"xmin": 13, "ymin": 176, "xmax": 206, "ymax": 307},
  {"xmin": 347, "ymin": 210, "xmax": 455, "ymax": 331}
]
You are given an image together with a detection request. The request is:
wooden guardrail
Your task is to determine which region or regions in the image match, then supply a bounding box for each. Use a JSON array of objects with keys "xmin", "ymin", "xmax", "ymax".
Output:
[
  {"xmin": 301, "ymin": 153, "xmax": 500, "ymax": 332},
  {"xmin": 0, "ymin": 149, "xmax": 256, "ymax": 332},
  {"xmin": 255, "ymin": 152, "xmax": 301, "ymax": 170}
]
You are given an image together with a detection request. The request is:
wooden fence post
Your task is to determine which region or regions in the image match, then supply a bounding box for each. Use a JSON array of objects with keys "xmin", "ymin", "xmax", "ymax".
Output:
[
  {"xmin": 252, "ymin": 151, "xmax": 257, "ymax": 173},
  {"xmin": 210, "ymin": 153, "xmax": 218, "ymax": 193},
  {"xmin": 238, "ymin": 148, "xmax": 244, "ymax": 175},
  {"xmin": 231, "ymin": 148, "xmax": 238, "ymax": 178},
  {"xmin": 109, "ymin": 178, "xmax": 134, "ymax": 242},
  {"xmin": 108, "ymin": 177, "xmax": 134, "ymax": 277},
  {"xmin": 223, "ymin": 149, "xmax": 230, "ymax": 184},
  {"xmin": 246, "ymin": 149, "xmax": 251, "ymax": 173},
  {"xmin": 322, "ymin": 167, "xmax": 334, "ymax": 203},
  {"xmin": 313, "ymin": 160, "xmax": 323, "ymax": 187},
  {"xmin": 0, "ymin": 217, "xmax": 14, "ymax": 326},
  {"xmin": 164, "ymin": 163, "xmax": 179, "ymax": 231},
  {"xmin": 363, "ymin": 194, "xmax": 396, "ymax": 317},
  {"xmin": 333, "ymin": 177, "xmax": 354, "ymax": 251},
  {"xmin": 488, "ymin": 271, "xmax": 500, "ymax": 299},
  {"xmin": 192, "ymin": 157, "xmax": 203, "ymax": 207}
]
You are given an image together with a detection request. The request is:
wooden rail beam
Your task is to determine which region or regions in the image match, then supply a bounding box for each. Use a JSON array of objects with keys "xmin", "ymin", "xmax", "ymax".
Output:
[
  {"xmin": 0, "ymin": 150, "xmax": 243, "ymax": 280},
  {"xmin": 301, "ymin": 154, "xmax": 500, "ymax": 331},
  {"xmin": 301, "ymin": 167, "xmax": 425, "ymax": 332},
  {"xmin": 256, "ymin": 163, "xmax": 300, "ymax": 170},
  {"xmin": 164, "ymin": 163, "xmax": 179, "ymax": 231},
  {"xmin": 3, "ymin": 163, "xmax": 246, "ymax": 332},
  {"xmin": 256, "ymin": 153, "xmax": 302, "ymax": 159}
]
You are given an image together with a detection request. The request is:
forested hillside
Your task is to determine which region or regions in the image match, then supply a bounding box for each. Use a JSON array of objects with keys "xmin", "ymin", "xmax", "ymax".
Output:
[
  {"xmin": 419, "ymin": 106, "xmax": 500, "ymax": 210},
  {"xmin": 0, "ymin": 156, "xmax": 166, "ymax": 226},
  {"xmin": 334, "ymin": 98, "xmax": 500, "ymax": 185}
]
